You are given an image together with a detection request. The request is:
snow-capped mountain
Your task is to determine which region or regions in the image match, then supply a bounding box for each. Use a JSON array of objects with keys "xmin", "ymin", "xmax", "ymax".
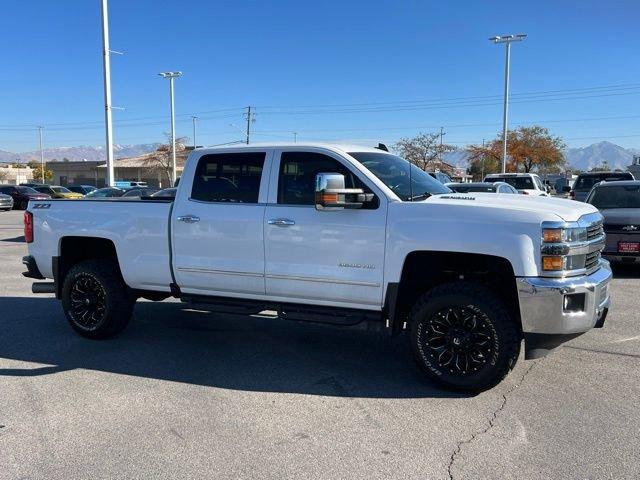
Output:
[
  {"xmin": 2, "ymin": 144, "xmax": 160, "ymax": 163},
  {"xmin": 443, "ymin": 141, "xmax": 639, "ymax": 171}
]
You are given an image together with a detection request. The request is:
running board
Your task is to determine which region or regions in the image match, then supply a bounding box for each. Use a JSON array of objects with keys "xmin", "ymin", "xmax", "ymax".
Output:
[{"xmin": 181, "ymin": 294, "xmax": 382, "ymax": 328}]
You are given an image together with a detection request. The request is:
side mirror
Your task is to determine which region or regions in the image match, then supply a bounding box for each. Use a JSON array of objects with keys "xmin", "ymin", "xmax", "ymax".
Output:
[
  {"xmin": 562, "ymin": 186, "xmax": 571, "ymax": 193},
  {"xmin": 315, "ymin": 173, "xmax": 373, "ymax": 210}
]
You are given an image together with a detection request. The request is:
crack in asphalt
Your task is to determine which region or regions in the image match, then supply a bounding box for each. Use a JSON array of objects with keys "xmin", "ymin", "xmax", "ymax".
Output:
[
  {"xmin": 446, "ymin": 361, "xmax": 538, "ymax": 480},
  {"xmin": 563, "ymin": 345, "xmax": 640, "ymax": 359}
]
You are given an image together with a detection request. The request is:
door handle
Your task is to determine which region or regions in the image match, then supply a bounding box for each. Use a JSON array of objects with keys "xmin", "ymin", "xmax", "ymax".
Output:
[
  {"xmin": 177, "ymin": 215, "xmax": 200, "ymax": 223},
  {"xmin": 268, "ymin": 218, "xmax": 295, "ymax": 226}
]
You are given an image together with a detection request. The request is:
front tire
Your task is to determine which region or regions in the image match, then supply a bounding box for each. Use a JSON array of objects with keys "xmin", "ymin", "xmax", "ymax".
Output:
[
  {"xmin": 410, "ymin": 282, "xmax": 521, "ymax": 393},
  {"xmin": 61, "ymin": 259, "xmax": 134, "ymax": 339}
]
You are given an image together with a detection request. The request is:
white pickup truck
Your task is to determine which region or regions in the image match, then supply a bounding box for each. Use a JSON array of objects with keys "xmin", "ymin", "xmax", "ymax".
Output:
[{"xmin": 22, "ymin": 143, "xmax": 611, "ymax": 392}]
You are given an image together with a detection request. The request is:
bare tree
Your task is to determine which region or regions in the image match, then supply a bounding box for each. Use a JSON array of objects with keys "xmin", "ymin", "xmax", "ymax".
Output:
[
  {"xmin": 393, "ymin": 132, "xmax": 456, "ymax": 172},
  {"xmin": 143, "ymin": 134, "xmax": 188, "ymax": 185}
]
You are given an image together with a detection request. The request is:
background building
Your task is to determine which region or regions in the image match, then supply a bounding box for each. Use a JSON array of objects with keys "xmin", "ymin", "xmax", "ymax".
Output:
[
  {"xmin": 46, "ymin": 145, "xmax": 190, "ymax": 188},
  {"xmin": 0, "ymin": 164, "xmax": 34, "ymax": 185}
]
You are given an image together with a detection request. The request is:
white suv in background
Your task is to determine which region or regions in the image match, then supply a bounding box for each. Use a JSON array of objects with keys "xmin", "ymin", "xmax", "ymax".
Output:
[{"xmin": 484, "ymin": 173, "xmax": 549, "ymax": 196}]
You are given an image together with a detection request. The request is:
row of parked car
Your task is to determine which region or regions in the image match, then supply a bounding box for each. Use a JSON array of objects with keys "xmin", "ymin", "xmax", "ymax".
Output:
[{"xmin": 0, "ymin": 181, "xmax": 177, "ymax": 210}]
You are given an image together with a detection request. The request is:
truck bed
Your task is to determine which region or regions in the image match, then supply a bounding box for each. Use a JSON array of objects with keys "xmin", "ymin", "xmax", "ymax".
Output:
[{"xmin": 29, "ymin": 198, "xmax": 174, "ymax": 292}]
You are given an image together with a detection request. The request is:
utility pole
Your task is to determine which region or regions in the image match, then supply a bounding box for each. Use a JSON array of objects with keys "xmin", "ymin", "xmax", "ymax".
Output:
[
  {"xmin": 293, "ymin": 132, "xmax": 298, "ymax": 143},
  {"xmin": 438, "ymin": 126, "xmax": 445, "ymax": 167},
  {"xmin": 101, "ymin": 0, "xmax": 115, "ymax": 187},
  {"xmin": 489, "ymin": 33, "xmax": 527, "ymax": 173},
  {"xmin": 481, "ymin": 139, "xmax": 486, "ymax": 180},
  {"xmin": 158, "ymin": 71, "xmax": 182, "ymax": 186},
  {"xmin": 244, "ymin": 106, "xmax": 253, "ymax": 144},
  {"xmin": 38, "ymin": 126, "xmax": 44, "ymax": 184},
  {"xmin": 192, "ymin": 116, "xmax": 198, "ymax": 148}
]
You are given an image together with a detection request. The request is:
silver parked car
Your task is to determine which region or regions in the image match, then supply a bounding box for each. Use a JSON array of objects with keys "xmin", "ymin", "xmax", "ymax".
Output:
[
  {"xmin": 0, "ymin": 193, "xmax": 13, "ymax": 211},
  {"xmin": 586, "ymin": 180, "xmax": 640, "ymax": 264},
  {"xmin": 445, "ymin": 181, "xmax": 519, "ymax": 194}
]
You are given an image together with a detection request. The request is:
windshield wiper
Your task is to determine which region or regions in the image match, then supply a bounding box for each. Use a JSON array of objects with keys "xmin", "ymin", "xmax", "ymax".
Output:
[{"xmin": 408, "ymin": 192, "xmax": 432, "ymax": 201}]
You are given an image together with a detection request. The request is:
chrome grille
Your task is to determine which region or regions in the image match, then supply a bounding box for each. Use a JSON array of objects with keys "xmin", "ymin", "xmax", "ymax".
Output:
[
  {"xmin": 587, "ymin": 220, "xmax": 604, "ymax": 240},
  {"xmin": 585, "ymin": 251, "xmax": 600, "ymax": 271}
]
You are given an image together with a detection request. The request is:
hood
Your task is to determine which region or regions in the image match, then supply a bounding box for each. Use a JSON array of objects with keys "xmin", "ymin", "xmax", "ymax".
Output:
[
  {"xmin": 599, "ymin": 208, "xmax": 640, "ymax": 225},
  {"xmin": 424, "ymin": 193, "xmax": 598, "ymax": 222}
]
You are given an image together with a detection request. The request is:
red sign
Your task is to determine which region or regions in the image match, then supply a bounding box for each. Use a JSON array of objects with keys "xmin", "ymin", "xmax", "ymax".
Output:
[{"xmin": 618, "ymin": 242, "xmax": 640, "ymax": 253}]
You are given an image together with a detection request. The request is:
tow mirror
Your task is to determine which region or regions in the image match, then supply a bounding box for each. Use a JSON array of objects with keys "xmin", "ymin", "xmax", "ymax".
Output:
[{"xmin": 315, "ymin": 173, "xmax": 373, "ymax": 210}]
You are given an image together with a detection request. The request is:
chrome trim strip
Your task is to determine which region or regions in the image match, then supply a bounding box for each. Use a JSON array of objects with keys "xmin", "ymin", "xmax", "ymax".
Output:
[
  {"xmin": 265, "ymin": 274, "xmax": 379, "ymax": 287},
  {"xmin": 175, "ymin": 268, "xmax": 379, "ymax": 287},
  {"xmin": 176, "ymin": 267, "xmax": 264, "ymax": 278}
]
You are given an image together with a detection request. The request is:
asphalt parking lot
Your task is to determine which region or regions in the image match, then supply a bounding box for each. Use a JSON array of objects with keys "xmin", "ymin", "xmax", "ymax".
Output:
[{"xmin": 0, "ymin": 209, "xmax": 639, "ymax": 480}]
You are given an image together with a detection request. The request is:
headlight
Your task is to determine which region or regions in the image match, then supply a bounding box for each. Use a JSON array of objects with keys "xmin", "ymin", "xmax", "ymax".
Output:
[
  {"xmin": 542, "ymin": 227, "xmax": 587, "ymax": 244},
  {"xmin": 540, "ymin": 219, "xmax": 604, "ymax": 276}
]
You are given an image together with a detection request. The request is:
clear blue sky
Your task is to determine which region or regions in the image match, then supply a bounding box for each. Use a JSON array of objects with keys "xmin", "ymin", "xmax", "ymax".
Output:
[{"xmin": 1, "ymin": 0, "xmax": 639, "ymax": 152}]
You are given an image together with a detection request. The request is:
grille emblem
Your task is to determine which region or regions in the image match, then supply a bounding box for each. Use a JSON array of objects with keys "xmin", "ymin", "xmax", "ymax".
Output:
[{"xmin": 622, "ymin": 225, "xmax": 639, "ymax": 231}]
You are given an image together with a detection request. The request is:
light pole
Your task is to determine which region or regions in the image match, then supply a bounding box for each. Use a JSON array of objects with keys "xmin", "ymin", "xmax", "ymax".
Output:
[
  {"xmin": 158, "ymin": 71, "xmax": 182, "ymax": 186},
  {"xmin": 192, "ymin": 116, "xmax": 198, "ymax": 148},
  {"xmin": 489, "ymin": 33, "xmax": 526, "ymax": 173},
  {"xmin": 101, "ymin": 0, "xmax": 115, "ymax": 186},
  {"xmin": 37, "ymin": 126, "xmax": 45, "ymax": 183}
]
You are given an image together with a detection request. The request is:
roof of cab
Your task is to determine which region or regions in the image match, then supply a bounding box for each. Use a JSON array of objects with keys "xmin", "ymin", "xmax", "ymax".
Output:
[{"xmin": 194, "ymin": 142, "xmax": 385, "ymax": 155}]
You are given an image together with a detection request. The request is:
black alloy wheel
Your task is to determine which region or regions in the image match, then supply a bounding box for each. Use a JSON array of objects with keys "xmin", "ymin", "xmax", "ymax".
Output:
[
  {"xmin": 62, "ymin": 259, "xmax": 135, "ymax": 339},
  {"xmin": 69, "ymin": 274, "xmax": 108, "ymax": 331},
  {"xmin": 410, "ymin": 282, "xmax": 521, "ymax": 393},
  {"xmin": 420, "ymin": 305, "xmax": 496, "ymax": 376}
]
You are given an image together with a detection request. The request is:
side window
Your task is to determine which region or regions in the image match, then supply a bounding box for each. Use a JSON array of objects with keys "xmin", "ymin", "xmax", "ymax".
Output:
[
  {"xmin": 277, "ymin": 151, "xmax": 375, "ymax": 207},
  {"xmin": 191, "ymin": 152, "xmax": 265, "ymax": 203}
]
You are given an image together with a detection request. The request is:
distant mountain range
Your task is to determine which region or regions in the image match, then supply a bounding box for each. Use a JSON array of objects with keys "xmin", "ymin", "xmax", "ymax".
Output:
[
  {"xmin": 0, "ymin": 144, "xmax": 160, "ymax": 163},
  {"xmin": 1, "ymin": 141, "xmax": 638, "ymax": 172},
  {"xmin": 443, "ymin": 140, "xmax": 640, "ymax": 172}
]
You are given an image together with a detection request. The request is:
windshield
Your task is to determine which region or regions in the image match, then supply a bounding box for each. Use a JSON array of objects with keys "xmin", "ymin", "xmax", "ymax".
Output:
[
  {"xmin": 52, "ymin": 186, "xmax": 71, "ymax": 193},
  {"xmin": 485, "ymin": 176, "xmax": 534, "ymax": 190},
  {"xmin": 588, "ymin": 185, "xmax": 640, "ymax": 209},
  {"xmin": 16, "ymin": 186, "xmax": 39, "ymax": 194},
  {"xmin": 348, "ymin": 152, "xmax": 451, "ymax": 201},
  {"xmin": 575, "ymin": 173, "xmax": 633, "ymax": 191}
]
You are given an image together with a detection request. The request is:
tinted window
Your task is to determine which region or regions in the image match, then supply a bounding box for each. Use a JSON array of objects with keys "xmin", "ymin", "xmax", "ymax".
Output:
[
  {"xmin": 349, "ymin": 152, "xmax": 450, "ymax": 201},
  {"xmin": 67, "ymin": 186, "xmax": 84, "ymax": 194},
  {"xmin": 191, "ymin": 152, "xmax": 265, "ymax": 203},
  {"xmin": 278, "ymin": 152, "xmax": 373, "ymax": 206},
  {"xmin": 0, "ymin": 186, "xmax": 14, "ymax": 194},
  {"xmin": 16, "ymin": 186, "xmax": 39, "ymax": 194},
  {"xmin": 588, "ymin": 185, "xmax": 640, "ymax": 209},
  {"xmin": 575, "ymin": 173, "xmax": 633, "ymax": 190},
  {"xmin": 485, "ymin": 176, "xmax": 534, "ymax": 190}
]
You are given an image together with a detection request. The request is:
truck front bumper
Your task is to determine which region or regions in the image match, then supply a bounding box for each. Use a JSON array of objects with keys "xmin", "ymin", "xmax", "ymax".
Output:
[{"xmin": 516, "ymin": 259, "xmax": 612, "ymax": 358}]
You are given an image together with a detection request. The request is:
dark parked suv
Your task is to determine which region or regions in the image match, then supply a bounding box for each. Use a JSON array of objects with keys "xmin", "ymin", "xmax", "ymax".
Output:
[
  {"xmin": 571, "ymin": 171, "xmax": 634, "ymax": 202},
  {"xmin": 587, "ymin": 180, "xmax": 640, "ymax": 264},
  {"xmin": 0, "ymin": 185, "xmax": 51, "ymax": 209}
]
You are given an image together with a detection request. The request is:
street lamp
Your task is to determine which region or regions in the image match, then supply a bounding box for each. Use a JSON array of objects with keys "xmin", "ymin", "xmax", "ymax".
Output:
[
  {"xmin": 158, "ymin": 71, "xmax": 182, "ymax": 186},
  {"xmin": 489, "ymin": 33, "xmax": 527, "ymax": 173}
]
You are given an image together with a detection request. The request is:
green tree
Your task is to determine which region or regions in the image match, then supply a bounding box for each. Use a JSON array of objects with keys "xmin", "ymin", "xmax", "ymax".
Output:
[{"xmin": 27, "ymin": 161, "xmax": 53, "ymax": 183}]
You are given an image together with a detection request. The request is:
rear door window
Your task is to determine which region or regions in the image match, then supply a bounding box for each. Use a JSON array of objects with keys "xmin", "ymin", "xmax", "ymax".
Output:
[{"xmin": 191, "ymin": 152, "xmax": 266, "ymax": 203}]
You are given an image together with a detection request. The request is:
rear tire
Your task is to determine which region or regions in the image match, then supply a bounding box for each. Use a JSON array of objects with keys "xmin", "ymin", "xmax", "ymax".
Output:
[
  {"xmin": 61, "ymin": 259, "xmax": 134, "ymax": 339},
  {"xmin": 409, "ymin": 282, "xmax": 521, "ymax": 393}
]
